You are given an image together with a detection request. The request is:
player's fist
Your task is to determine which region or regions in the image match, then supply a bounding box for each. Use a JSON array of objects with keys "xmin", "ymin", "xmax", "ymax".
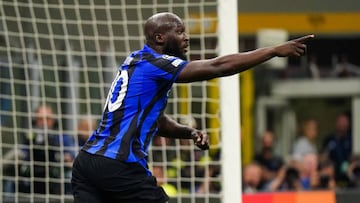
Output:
[{"xmin": 191, "ymin": 130, "xmax": 209, "ymax": 150}]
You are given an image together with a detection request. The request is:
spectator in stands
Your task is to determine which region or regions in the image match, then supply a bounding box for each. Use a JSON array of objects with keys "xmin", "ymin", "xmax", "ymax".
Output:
[
  {"xmin": 254, "ymin": 131, "xmax": 283, "ymax": 168},
  {"xmin": 322, "ymin": 112, "xmax": 352, "ymax": 183},
  {"xmin": 253, "ymin": 130, "xmax": 284, "ymax": 188},
  {"xmin": 254, "ymin": 130, "xmax": 272, "ymax": 160},
  {"xmin": 76, "ymin": 115, "xmax": 97, "ymax": 147},
  {"xmin": 331, "ymin": 54, "xmax": 360, "ymax": 78},
  {"xmin": 316, "ymin": 159, "xmax": 337, "ymax": 190},
  {"xmin": 261, "ymin": 161, "xmax": 285, "ymax": 192},
  {"xmin": 263, "ymin": 164, "xmax": 303, "ymax": 192},
  {"xmin": 298, "ymin": 153, "xmax": 319, "ymax": 190},
  {"xmin": 242, "ymin": 162, "xmax": 263, "ymax": 193},
  {"xmin": 292, "ymin": 118, "xmax": 319, "ymax": 162},
  {"xmin": 266, "ymin": 154, "xmax": 314, "ymax": 192},
  {"xmin": 283, "ymin": 166, "xmax": 303, "ymax": 191},
  {"xmin": 308, "ymin": 55, "xmax": 321, "ymax": 79},
  {"xmin": 196, "ymin": 162, "xmax": 221, "ymax": 194},
  {"xmin": 152, "ymin": 165, "xmax": 178, "ymax": 197},
  {"xmin": 18, "ymin": 104, "xmax": 75, "ymax": 194}
]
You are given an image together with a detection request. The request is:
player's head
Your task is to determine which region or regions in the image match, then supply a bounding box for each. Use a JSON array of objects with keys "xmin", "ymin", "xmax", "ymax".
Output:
[{"xmin": 144, "ymin": 12, "xmax": 189, "ymax": 60}]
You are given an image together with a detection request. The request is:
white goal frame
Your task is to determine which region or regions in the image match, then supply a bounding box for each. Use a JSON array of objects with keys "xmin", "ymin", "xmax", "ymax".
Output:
[{"xmin": 218, "ymin": 1, "xmax": 242, "ymax": 203}]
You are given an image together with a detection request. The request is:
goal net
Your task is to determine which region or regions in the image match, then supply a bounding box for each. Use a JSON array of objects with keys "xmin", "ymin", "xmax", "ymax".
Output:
[{"xmin": 0, "ymin": 0, "xmax": 239, "ymax": 202}]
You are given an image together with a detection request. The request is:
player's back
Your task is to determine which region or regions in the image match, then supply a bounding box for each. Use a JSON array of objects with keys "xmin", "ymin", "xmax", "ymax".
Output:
[{"xmin": 82, "ymin": 45, "xmax": 188, "ymax": 162}]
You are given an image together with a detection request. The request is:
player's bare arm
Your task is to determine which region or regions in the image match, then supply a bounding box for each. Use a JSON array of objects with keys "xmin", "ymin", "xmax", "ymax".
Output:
[
  {"xmin": 176, "ymin": 34, "xmax": 315, "ymax": 83},
  {"xmin": 157, "ymin": 113, "xmax": 209, "ymax": 150}
]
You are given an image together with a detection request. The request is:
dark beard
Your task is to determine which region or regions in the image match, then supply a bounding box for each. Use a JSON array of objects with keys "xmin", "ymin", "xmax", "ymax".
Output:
[{"xmin": 163, "ymin": 41, "xmax": 187, "ymax": 60}]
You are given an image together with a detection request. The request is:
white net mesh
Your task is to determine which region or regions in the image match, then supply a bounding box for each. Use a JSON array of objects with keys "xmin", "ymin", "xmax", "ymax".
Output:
[{"xmin": 0, "ymin": 0, "xmax": 222, "ymax": 202}]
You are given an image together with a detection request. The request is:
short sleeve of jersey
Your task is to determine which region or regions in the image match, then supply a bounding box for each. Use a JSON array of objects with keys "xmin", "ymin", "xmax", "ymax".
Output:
[{"xmin": 147, "ymin": 54, "xmax": 189, "ymax": 82}]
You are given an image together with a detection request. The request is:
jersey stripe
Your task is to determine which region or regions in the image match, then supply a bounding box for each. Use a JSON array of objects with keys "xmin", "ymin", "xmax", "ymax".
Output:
[{"xmin": 94, "ymin": 57, "xmax": 138, "ymax": 156}]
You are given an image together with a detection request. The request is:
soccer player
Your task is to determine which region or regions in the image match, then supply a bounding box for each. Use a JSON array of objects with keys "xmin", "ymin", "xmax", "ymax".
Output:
[{"xmin": 71, "ymin": 12, "xmax": 314, "ymax": 203}]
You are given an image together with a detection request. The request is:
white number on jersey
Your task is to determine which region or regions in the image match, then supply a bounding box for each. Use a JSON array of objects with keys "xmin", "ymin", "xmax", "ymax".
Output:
[{"xmin": 104, "ymin": 70, "xmax": 129, "ymax": 112}]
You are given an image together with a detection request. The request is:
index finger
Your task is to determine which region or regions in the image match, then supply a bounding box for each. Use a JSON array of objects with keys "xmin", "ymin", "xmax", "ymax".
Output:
[{"xmin": 293, "ymin": 34, "xmax": 315, "ymax": 43}]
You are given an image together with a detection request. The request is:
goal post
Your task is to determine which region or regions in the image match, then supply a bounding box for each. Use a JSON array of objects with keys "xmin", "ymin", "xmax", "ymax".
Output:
[
  {"xmin": 0, "ymin": 1, "xmax": 242, "ymax": 202},
  {"xmin": 218, "ymin": 1, "xmax": 242, "ymax": 203}
]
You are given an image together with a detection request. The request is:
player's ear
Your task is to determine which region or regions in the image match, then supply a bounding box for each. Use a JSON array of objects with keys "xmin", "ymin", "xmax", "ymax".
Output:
[{"xmin": 154, "ymin": 32, "xmax": 165, "ymax": 44}]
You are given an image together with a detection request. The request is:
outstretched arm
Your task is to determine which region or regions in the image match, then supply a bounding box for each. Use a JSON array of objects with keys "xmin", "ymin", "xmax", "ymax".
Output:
[
  {"xmin": 157, "ymin": 113, "xmax": 209, "ymax": 150},
  {"xmin": 177, "ymin": 35, "xmax": 314, "ymax": 83}
]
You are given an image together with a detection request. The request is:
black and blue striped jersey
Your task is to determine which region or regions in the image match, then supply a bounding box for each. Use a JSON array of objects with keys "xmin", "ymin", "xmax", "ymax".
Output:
[{"xmin": 82, "ymin": 45, "xmax": 188, "ymax": 170}]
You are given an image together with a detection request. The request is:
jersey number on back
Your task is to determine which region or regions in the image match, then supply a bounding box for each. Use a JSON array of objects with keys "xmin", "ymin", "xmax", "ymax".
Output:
[{"xmin": 104, "ymin": 70, "xmax": 129, "ymax": 112}]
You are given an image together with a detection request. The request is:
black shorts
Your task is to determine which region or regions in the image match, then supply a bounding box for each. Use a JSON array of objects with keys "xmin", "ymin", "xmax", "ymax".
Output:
[{"xmin": 71, "ymin": 150, "xmax": 169, "ymax": 203}]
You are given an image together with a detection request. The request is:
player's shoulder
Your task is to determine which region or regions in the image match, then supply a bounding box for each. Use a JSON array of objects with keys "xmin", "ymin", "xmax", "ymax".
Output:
[{"xmin": 161, "ymin": 54, "xmax": 187, "ymax": 67}]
